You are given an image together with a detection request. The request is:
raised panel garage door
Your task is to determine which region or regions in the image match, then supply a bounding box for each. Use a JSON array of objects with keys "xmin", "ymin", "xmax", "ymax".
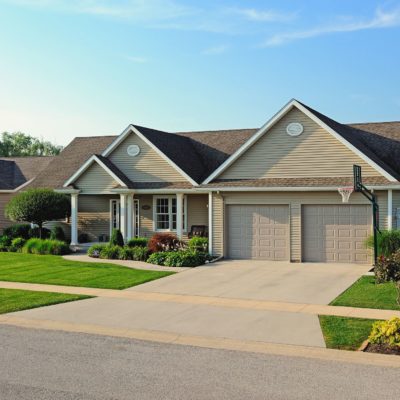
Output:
[
  {"xmin": 302, "ymin": 205, "xmax": 372, "ymax": 263},
  {"xmin": 227, "ymin": 205, "xmax": 289, "ymax": 260}
]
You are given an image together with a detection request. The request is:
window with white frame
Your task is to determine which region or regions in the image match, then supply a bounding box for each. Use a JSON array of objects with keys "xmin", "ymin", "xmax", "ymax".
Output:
[
  {"xmin": 110, "ymin": 199, "xmax": 120, "ymax": 234},
  {"xmin": 154, "ymin": 196, "xmax": 186, "ymax": 231}
]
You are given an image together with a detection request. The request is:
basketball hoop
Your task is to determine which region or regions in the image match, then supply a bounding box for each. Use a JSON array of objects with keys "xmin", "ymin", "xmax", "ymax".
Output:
[{"xmin": 338, "ymin": 187, "xmax": 354, "ymax": 203}]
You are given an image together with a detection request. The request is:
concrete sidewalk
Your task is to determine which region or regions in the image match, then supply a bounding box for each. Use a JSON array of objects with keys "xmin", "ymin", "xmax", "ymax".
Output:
[{"xmin": 1, "ymin": 280, "xmax": 399, "ymax": 320}]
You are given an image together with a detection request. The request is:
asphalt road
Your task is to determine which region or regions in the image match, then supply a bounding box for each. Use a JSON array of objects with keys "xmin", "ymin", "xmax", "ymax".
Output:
[{"xmin": 1, "ymin": 325, "xmax": 399, "ymax": 400}]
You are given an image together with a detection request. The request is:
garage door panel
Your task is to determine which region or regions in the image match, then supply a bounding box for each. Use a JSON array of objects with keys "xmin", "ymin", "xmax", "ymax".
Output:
[
  {"xmin": 303, "ymin": 205, "xmax": 371, "ymax": 264},
  {"xmin": 228, "ymin": 205, "xmax": 289, "ymax": 260}
]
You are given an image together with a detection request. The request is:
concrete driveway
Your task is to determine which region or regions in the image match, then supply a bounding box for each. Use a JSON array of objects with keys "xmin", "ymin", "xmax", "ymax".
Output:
[
  {"xmin": 130, "ymin": 260, "xmax": 371, "ymax": 305},
  {"xmin": 9, "ymin": 260, "xmax": 369, "ymax": 348}
]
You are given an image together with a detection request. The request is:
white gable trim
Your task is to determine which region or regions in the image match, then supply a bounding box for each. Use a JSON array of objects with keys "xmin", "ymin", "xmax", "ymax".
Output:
[
  {"xmin": 203, "ymin": 99, "xmax": 398, "ymax": 184},
  {"xmin": 102, "ymin": 125, "xmax": 198, "ymax": 186},
  {"xmin": 63, "ymin": 155, "xmax": 127, "ymax": 188}
]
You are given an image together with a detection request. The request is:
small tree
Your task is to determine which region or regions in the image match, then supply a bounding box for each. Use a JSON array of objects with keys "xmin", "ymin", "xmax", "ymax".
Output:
[
  {"xmin": 5, "ymin": 189, "xmax": 70, "ymax": 238},
  {"xmin": 110, "ymin": 228, "xmax": 124, "ymax": 247}
]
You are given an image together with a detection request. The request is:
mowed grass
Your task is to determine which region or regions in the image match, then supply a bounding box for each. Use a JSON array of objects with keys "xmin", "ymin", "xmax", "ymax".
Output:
[
  {"xmin": 319, "ymin": 315, "xmax": 377, "ymax": 351},
  {"xmin": 0, "ymin": 288, "xmax": 90, "ymax": 314},
  {"xmin": 0, "ymin": 253, "xmax": 174, "ymax": 290},
  {"xmin": 330, "ymin": 276, "xmax": 399, "ymax": 310}
]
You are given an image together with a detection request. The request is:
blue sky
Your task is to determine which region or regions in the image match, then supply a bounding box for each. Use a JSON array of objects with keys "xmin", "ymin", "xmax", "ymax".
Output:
[{"xmin": 0, "ymin": 0, "xmax": 400, "ymax": 146}]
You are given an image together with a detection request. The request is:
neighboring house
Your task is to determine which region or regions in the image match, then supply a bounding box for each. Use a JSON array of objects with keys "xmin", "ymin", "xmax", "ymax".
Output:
[
  {"xmin": 0, "ymin": 156, "xmax": 54, "ymax": 229},
  {"xmin": 3, "ymin": 99, "xmax": 400, "ymax": 264}
]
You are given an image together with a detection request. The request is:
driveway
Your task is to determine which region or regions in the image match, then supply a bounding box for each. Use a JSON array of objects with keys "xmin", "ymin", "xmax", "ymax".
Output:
[
  {"xmin": 9, "ymin": 260, "xmax": 369, "ymax": 348},
  {"xmin": 130, "ymin": 260, "xmax": 371, "ymax": 305}
]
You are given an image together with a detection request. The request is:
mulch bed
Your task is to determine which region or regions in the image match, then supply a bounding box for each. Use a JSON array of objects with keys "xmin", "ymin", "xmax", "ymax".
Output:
[{"xmin": 365, "ymin": 343, "xmax": 400, "ymax": 356}]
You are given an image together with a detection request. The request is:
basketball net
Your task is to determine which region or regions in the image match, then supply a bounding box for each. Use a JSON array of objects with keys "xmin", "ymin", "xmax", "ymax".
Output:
[{"xmin": 338, "ymin": 187, "xmax": 354, "ymax": 203}]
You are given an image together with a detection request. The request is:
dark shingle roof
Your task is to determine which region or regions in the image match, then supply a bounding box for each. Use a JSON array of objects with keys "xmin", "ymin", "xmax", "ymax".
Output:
[
  {"xmin": 202, "ymin": 176, "xmax": 393, "ymax": 188},
  {"xmin": 29, "ymin": 136, "xmax": 116, "ymax": 189},
  {"xmin": 299, "ymin": 102, "xmax": 400, "ymax": 181},
  {"xmin": 0, "ymin": 156, "xmax": 54, "ymax": 190}
]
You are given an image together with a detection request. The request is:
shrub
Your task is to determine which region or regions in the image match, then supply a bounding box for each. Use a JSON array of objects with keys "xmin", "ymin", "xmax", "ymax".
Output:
[
  {"xmin": 148, "ymin": 233, "xmax": 183, "ymax": 253},
  {"xmin": 375, "ymin": 250, "xmax": 400, "ymax": 283},
  {"xmin": 28, "ymin": 226, "xmax": 51, "ymax": 239},
  {"xmin": 22, "ymin": 238, "xmax": 70, "ymax": 255},
  {"xmin": 99, "ymin": 245, "xmax": 121, "ymax": 260},
  {"xmin": 127, "ymin": 237, "xmax": 148, "ymax": 248},
  {"xmin": 0, "ymin": 235, "xmax": 12, "ymax": 247},
  {"xmin": 188, "ymin": 236, "xmax": 208, "ymax": 252},
  {"xmin": 147, "ymin": 252, "xmax": 168, "ymax": 266},
  {"xmin": 369, "ymin": 317, "xmax": 400, "ymax": 347},
  {"xmin": 365, "ymin": 230, "xmax": 400, "ymax": 257},
  {"xmin": 110, "ymin": 229, "xmax": 124, "ymax": 247},
  {"xmin": 87, "ymin": 244, "xmax": 107, "ymax": 258},
  {"xmin": 50, "ymin": 226, "xmax": 66, "ymax": 242},
  {"xmin": 164, "ymin": 250, "xmax": 208, "ymax": 267},
  {"xmin": 3, "ymin": 224, "xmax": 31, "ymax": 239},
  {"xmin": 5, "ymin": 189, "xmax": 70, "ymax": 238},
  {"xmin": 78, "ymin": 233, "xmax": 89, "ymax": 243},
  {"xmin": 0, "ymin": 244, "xmax": 8, "ymax": 252},
  {"xmin": 148, "ymin": 250, "xmax": 208, "ymax": 267},
  {"xmin": 130, "ymin": 246, "xmax": 149, "ymax": 261},
  {"xmin": 10, "ymin": 237, "xmax": 26, "ymax": 252}
]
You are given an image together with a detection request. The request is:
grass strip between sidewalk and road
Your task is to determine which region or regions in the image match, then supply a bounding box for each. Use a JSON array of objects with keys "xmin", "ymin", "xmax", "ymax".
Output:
[
  {"xmin": 0, "ymin": 253, "xmax": 174, "ymax": 290},
  {"xmin": 0, "ymin": 288, "xmax": 91, "ymax": 314},
  {"xmin": 319, "ymin": 315, "xmax": 378, "ymax": 351},
  {"xmin": 330, "ymin": 275, "xmax": 400, "ymax": 311}
]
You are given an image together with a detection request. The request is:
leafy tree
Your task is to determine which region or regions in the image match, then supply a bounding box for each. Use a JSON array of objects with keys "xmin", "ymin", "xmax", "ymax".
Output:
[
  {"xmin": 0, "ymin": 132, "xmax": 62, "ymax": 156},
  {"xmin": 5, "ymin": 189, "xmax": 70, "ymax": 238}
]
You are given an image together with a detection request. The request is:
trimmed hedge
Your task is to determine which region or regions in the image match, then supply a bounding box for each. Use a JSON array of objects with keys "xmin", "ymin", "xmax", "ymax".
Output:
[
  {"xmin": 87, "ymin": 244, "xmax": 149, "ymax": 262},
  {"xmin": 110, "ymin": 229, "xmax": 124, "ymax": 247},
  {"xmin": 10, "ymin": 237, "xmax": 26, "ymax": 252},
  {"xmin": 127, "ymin": 237, "xmax": 148, "ymax": 248},
  {"xmin": 50, "ymin": 226, "xmax": 66, "ymax": 242},
  {"xmin": 22, "ymin": 238, "xmax": 70, "ymax": 255},
  {"xmin": 3, "ymin": 224, "xmax": 31, "ymax": 239},
  {"xmin": 148, "ymin": 250, "xmax": 209, "ymax": 268},
  {"xmin": 188, "ymin": 236, "xmax": 208, "ymax": 252}
]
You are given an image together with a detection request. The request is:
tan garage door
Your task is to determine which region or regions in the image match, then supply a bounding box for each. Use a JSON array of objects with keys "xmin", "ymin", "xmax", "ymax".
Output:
[
  {"xmin": 302, "ymin": 205, "xmax": 372, "ymax": 263},
  {"xmin": 227, "ymin": 205, "xmax": 289, "ymax": 260}
]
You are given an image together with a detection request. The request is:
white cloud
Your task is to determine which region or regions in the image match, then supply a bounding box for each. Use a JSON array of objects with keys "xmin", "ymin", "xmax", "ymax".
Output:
[
  {"xmin": 263, "ymin": 7, "xmax": 400, "ymax": 46},
  {"xmin": 202, "ymin": 45, "xmax": 228, "ymax": 55},
  {"xmin": 229, "ymin": 7, "xmax": 296, "ymax": 22}
]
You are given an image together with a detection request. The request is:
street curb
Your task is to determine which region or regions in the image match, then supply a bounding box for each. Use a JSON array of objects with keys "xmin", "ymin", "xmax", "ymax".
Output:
[{"xmin": 1, "ymin": 315, "xmax": 400, "ymax": 368}]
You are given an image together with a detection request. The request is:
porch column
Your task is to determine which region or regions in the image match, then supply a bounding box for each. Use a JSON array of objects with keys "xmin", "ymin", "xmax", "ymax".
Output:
[
  {"xmin": 120, "ymin": 193, "xmax": 127, "ymax": 242},
  {"xmin": 208, "ymin": 192, "xmax": 213, "ymax": 255},
  {"xmin": 70, "ymin": 193, "xmax": 78, "ymax": 246},
  {"xmin": 176, "ymin": 193, "xmax": 184, "ymax": 239},
  {"xmin": 127, "ymin": 194, "xmax": 134, "ymax": 240},
  {"xmin": 388, "ymin": 189, "xmax": 393, "ymax": 230}
]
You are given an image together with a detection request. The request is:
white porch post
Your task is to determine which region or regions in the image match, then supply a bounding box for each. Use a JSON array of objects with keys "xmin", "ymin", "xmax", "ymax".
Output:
[
  {"xmin": 388, "ymin": 189, "xmax": 393, "ymax": 230},
  {"xmin": 208, "ymin": 192, "xmax": 213, "ymax": 255},
  {"xmin": 176, "ymin": 193, "xmax": 184, "ymax": 239},
  {"xmin": 70, "ymin": 193, "xmax": 79, "ymax": 246},
  {"xmin": 120, "ymin": 193, "xmax": 127, "ymax": 242},
  {"xmin": 127, "ymin": 194, "xmax": 133, "ymax": 240}
]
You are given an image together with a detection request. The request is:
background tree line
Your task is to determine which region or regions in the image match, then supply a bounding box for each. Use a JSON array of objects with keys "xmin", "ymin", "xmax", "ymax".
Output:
[{"xmin": 0, "ymin": 132, "xmax": 62, "ymax": 156}]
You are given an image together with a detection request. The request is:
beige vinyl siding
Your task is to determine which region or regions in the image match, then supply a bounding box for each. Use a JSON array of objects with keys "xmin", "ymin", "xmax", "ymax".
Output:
[
  {"xmin": 78, "ymin": 195, "xmax": 115, "ymax": 241},
  {"xmin": 377, "ymin": 191, "xmax": 388, "ymax": 230},
  {"xmin": 75, "ymin": 163, "xmax": 119, "ymax": 194},
  {"xmin": 218, "ymin": 191, "xmax": 388, "ymax": 262},
  {"xmin": 109, "ymin": 133, "xmax": 187, "ymax": 182},
  {"xmin": 187, "ymin": 194, "xmax": 208, "ymax": 228},
  {"xmin": 220, "ymin": 108, "xmax": 381, "ymax": 180},
  {"xmin": 212, "ymin": 193, "xmax": 224, "ymax": 256}
]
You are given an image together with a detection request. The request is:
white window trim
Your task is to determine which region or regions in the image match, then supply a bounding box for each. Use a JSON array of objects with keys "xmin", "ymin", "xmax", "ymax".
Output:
[
  {"xmin": 133, "ymin": 199, "xmax": 140, "ymax": 237},
  {"xmin": 152, "ymin": 195, "xmax": 187, "ymax": 233}
]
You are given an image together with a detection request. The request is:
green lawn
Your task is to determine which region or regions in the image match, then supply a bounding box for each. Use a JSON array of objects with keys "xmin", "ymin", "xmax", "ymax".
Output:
[
  {"xmin": 319, "ymin": 315, "xmax": 377, "ymax": 350},
  {"xmin": 0, "ymin": 288, "xmax": 90, "ymax": 314},
  {"xmin": 330, "ymin": 276, "xmax": 399, "ymax": 310},
  {"xmin": 0, "ymin": 253, "xmax": 174, "ymax": 290}
]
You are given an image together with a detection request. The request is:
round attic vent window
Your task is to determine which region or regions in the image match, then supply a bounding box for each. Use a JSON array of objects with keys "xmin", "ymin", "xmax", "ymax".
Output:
[
  {"xmin": 127, "ymin": 145, "xmax": 140, "ymax": 156},
  {"xmin": 286, "ymin": 122, "xmax": 303, "ymax": 136}
]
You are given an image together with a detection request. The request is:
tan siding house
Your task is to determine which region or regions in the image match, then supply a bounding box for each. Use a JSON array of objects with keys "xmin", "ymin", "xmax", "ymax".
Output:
[{"xmin": 3, "ymin": 99, "xmax": 400, "ymax": 266}]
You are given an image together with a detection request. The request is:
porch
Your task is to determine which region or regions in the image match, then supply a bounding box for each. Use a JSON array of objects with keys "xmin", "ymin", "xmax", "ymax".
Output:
[{"xmin": 67, "ymin": 191, "xmax": 210, "ymax": 247}]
